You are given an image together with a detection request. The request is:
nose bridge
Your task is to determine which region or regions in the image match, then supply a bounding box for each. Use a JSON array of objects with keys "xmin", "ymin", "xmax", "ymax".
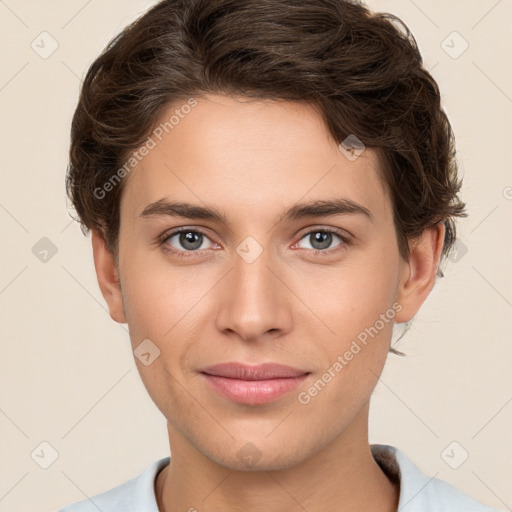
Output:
[{"xmin": 215, "ymin": 239, "xmax": 290, "ymax": 340}]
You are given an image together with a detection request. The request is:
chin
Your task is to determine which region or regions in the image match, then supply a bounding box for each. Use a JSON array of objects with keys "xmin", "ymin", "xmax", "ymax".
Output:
[{"xmin": 198, "ymin": 435, "xmax": 311, "ymax": 472}]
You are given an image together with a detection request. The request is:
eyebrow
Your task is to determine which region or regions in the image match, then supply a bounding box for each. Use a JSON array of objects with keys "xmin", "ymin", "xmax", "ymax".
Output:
[
  {"xmin": 140, "ymin": 198, "xmax": 374, "ymax": 224},
  {"xmin": 276, "ymin": 198, "xmax": 374, "ymax": 224}
]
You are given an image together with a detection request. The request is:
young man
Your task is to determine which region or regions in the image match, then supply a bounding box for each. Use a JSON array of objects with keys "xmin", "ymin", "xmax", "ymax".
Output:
[{"xmin": 60, "ymin": 0, "xmax": 498, "ymax": 511}]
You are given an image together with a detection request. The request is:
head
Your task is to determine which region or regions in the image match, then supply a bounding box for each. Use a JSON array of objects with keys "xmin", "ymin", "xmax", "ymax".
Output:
[{"xmin": 66, "ymin": 0, "xmax": 466, "ymax": 470}]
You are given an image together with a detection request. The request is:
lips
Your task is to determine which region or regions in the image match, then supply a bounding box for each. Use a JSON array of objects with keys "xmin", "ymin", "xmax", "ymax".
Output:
[
  {"xmin": 200, "ymin": 362, "xmax": 308, "ymax": 380},
  {"xmin": 198, "ymin": 362, "xmax": 310, "ymax": 405}
]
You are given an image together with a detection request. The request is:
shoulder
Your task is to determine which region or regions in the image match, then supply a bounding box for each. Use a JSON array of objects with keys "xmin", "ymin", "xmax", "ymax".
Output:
[
  {"xmin": 371, "ymin": 444, "xmax": 501, "ymax": 512},
  {"xmin": 57, "ymin": 457, "xmax": 170, "ymax": 512}
]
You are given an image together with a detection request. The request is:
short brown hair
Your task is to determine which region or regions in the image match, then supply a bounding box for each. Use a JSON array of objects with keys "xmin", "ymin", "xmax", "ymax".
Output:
[{"xmin": 66, "ymin": 0, "xmax": 466, "ymax": 269}]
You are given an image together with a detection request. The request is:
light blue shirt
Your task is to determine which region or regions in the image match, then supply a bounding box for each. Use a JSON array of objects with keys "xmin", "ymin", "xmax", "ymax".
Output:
[{"xmin": 57, "ymin": 444, "xmax": 501, "ymax": 511}]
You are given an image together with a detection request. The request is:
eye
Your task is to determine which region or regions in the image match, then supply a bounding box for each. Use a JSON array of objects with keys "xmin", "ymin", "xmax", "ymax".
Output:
[
  {"xmin": 160, "ymin": 228, "xmax": 216, "ymax": 258},
  {"xmin": 294, "ymin": 228, "xmax": 350, "ymax": 253}
]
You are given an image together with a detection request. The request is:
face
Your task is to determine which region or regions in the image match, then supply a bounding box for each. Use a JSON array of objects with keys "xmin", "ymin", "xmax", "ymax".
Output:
[{"xmin": 95, "ymin": 94, "xmax": 439, "ymax": 471}]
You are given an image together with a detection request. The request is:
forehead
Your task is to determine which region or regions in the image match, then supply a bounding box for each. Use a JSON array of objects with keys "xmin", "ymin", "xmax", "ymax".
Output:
[{"xmin": 120, "ymin": 95, "xmax": 391, "ymax": 224}]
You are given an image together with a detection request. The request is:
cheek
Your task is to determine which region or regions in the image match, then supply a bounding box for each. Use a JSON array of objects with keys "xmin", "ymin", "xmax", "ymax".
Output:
[
  {"xmin": 296, "ymin": 288, "xmax": 397, "ymax": 431},
  {"xmin": 298, "ymin": 249, "xmax": 399, "ymax": 341},
  {"xmin": 296, "ymin": 246, "xmax": 400, "ymax": 405},
  {"xmin": 119, "ymin": 256, "xmax": 216, "ymax": 393},
  {"xmin": 120, "ymin": 246, "xmax": 202, "ymax": 338},
  {"xmin": 119, "ymin": 266, "xmax": 198, "ymax": 416}
]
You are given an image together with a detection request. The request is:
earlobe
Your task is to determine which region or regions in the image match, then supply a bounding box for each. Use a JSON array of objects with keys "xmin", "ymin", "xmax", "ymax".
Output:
[
  {"xmin": 394, "ymin": 222, "xmax": 445, "ymax": 323},
  {"xmin": 91, "ymin": 229, "xmax": 127, "ymax": 324}
]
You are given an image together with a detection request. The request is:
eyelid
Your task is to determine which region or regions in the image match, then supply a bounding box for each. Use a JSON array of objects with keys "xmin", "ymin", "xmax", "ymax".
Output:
[
  {"xmin": 159, "ymin": 225, "xmax": 213, "ymax": 240},
  {"xmin": 156, "ymin": 227, "xmax": 216, "ymax": 261},
  {"xmin": 295, "ymin": 225, "xmax": 352, "ymax": 241},
  {"xmin": 292, "ymin": 226, "xmax": 352, "ymax": 252}
]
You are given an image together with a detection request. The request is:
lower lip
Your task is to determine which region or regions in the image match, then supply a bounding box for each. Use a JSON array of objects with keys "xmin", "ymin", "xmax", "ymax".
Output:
[{"xmin": 200, "ymin": 373, "xmax": 309, "ymax": 405}]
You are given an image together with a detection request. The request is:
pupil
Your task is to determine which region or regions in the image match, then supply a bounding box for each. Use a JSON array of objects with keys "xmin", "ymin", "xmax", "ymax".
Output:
[
  {"xmin": 180, "ymin": 231, "xmax": 202, "ymax": 250},
  {"xmin": 311, "ymin": 232, "xmax": 331, "ymax": 250}
]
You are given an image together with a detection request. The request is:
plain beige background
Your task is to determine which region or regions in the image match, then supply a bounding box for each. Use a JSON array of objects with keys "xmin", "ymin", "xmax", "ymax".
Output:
[{"xmin": 0, "ymin": 1, "xmax": 510, "ymax": 511}]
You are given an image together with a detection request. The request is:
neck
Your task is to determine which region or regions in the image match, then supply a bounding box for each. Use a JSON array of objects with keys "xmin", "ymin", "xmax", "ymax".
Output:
[{"xmin": 156, "ymin": 405, "xmax": 399, "ymax": 512}]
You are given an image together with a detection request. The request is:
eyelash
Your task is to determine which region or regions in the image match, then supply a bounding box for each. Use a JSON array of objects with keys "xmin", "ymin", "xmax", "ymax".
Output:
[{"xmin": 158, "ymin": 226, "xmax": 352, "ymax": 259}]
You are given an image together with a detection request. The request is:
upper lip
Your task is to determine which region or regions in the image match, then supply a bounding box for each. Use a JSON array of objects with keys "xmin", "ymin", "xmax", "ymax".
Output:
[{"xmin": 199, "ymin": 362, "xmax": 309, "ymax": 380}]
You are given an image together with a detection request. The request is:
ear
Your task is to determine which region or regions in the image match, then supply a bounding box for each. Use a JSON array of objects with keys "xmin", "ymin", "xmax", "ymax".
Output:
[
  {"xmin": 394, "ymin": 222, "xmax": 445, "ymax": 323},
  {"xmin": 91, "ymin": 228, "xmax": 127, "ymax": 324}
]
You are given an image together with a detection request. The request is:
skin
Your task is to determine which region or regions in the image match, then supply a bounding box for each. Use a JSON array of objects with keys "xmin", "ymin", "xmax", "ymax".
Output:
[{"xmin": 92, "ymin": 94, "xmax": 445, "ymax": 512}]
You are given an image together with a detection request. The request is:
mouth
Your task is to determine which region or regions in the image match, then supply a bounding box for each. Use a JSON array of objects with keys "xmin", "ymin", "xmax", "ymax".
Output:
[{"xmin": 198, "ymin": 362, "xmax": 310, "ymax": 405}]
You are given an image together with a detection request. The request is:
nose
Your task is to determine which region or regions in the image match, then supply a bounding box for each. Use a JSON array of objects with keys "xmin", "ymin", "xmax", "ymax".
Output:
[{"xmin": 215, "ymin": 242, "xmax": 293, "ymax": 343}]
